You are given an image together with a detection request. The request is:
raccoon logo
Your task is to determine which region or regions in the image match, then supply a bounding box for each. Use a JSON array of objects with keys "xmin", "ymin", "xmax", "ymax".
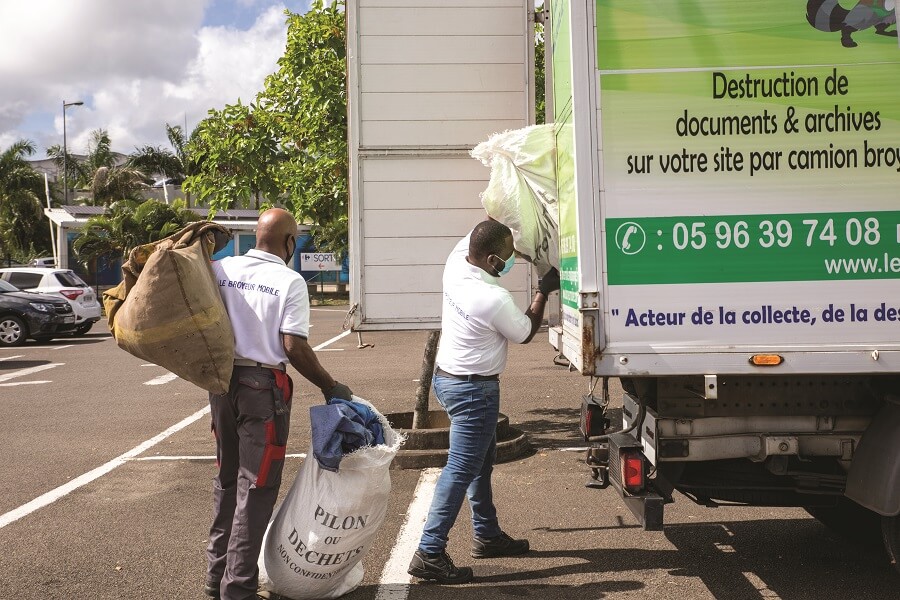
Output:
[{"xmin": 807, "ymin": 0, "xmax": 898, "ymax": 47}]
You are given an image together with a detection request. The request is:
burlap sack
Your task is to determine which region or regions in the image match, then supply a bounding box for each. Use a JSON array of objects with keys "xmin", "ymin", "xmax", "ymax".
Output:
[{"xmin": 103, "ymin": 221, "xmax": 235, "ymax": 394}]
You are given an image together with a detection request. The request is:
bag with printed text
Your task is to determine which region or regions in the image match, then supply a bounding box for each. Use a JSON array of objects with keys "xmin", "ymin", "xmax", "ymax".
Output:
[
  {"xmin": 258, "ymin": 397, "xmax": 402, "ymax": 600},
  {"xmin": 471, "ymin": 123, "xmax": 559, "ymax": 276}
]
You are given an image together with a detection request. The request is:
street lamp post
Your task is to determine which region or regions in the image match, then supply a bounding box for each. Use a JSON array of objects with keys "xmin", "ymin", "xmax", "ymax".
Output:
[{"xmin": 62, "ymin": 100, "xmax": 83, "ymax": 204}]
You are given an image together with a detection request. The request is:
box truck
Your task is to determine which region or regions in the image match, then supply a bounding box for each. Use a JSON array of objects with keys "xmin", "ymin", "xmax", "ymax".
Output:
[{"xmin": 348, "ymin": 0, "xmax": 900, "ymax": 571}]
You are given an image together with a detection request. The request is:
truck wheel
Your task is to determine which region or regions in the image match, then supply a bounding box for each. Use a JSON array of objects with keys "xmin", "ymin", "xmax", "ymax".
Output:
[
  {"xmin": 883, "ymin": 515, "xmax": 900, "ymax": 574},
  {"xmin": 806, "ymin": 498, "xmax": 881, "ymax": 545},
  {"xmin": 74, "ymin": 322, "xmax": 93, "ymax": 336},
  {"xmin": 0, "ymin": 316, "xmax": 27, "ymax": 347}
]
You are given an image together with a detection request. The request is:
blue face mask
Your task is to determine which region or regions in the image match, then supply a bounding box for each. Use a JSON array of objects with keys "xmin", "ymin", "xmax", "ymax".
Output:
[{"xmin": 494, "ymin": 252, "xmax": 515, "ymax": 277}]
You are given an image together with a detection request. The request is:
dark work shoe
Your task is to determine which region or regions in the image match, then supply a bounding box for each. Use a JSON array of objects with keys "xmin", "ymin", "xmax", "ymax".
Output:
[
  {"xmin": 407, "ymin": 549, "xmax": 474, "ymax": 584},
  {"xmin": 203, "ymin": 581, "xmax": 220, "ymax": 598},
  {"xmin": 471, "ymin": 531, "xmax": 530, "ymax": 559}
]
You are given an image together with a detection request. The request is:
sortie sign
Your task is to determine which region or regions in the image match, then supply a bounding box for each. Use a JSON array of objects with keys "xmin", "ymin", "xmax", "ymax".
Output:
[{"xmin": 300, "ymin": 253, "xmax": 341, "ymax": 271}]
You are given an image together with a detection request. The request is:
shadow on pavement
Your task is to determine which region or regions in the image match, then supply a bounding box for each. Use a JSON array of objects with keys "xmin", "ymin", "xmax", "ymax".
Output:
[
  {"xmin": 27, "ymin": 334, "xmax": 111, "ymax": 347},
  {"xmin": 452, "ymin": 518, "xmax": 895, "ymax": 600},
  {"xmin": 516, "ymin": 407, "xmax": 624, "ymax": 450}
]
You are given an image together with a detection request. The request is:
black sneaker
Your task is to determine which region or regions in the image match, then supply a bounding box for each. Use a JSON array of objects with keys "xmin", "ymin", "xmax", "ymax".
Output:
[
  {"xmin": 471, "ymin": 531, "xmax": 530, "ymax": 559},
  {"xmin": 407, "ymin": 549, "xmax": 474, "ymax": 584},
  {"xmin": 203, "ymin": 581, "xmax": 220, "ymax": 598}
]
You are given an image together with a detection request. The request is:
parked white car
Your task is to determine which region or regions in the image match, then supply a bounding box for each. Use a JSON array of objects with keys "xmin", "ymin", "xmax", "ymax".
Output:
[{"xmin": 0, "ymin": 268, "xmax": 102, "ymax": 335}]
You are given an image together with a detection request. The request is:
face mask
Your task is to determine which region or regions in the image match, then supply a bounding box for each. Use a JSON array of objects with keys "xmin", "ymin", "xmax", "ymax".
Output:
[
  {"xmin": 285, "ymin": 236, "xmax": 296, "ymax": 264},
  {"xmin": 493, "ymin": 252, "xmax": 515, "ymax": 277}
]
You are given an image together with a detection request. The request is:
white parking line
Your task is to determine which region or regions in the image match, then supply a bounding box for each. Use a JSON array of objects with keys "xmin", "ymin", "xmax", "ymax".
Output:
[
  {"xmin": 130, "ymin": 453, "xmax": 308, "ymax": 461},
  {"xmin": 0, "ymin": 363, "xmax": 63, "ymax": 383},
  {"xmin": 312, "ymin": 329, "xmax": 351, "ymax": 351},
  {"xmin": 53, "ymin": 345, "xmax": 74, "ymax": 350},
  {"xmin": 0, "ymin": 346, "xmax": 62, "ymax": 351},
  {"xmin": 743, "ymin": 572, "xmax": 781, "ymax": 598},
  {"xmin": 0, "ymin": 355, "xmax": 23, "ymax": 361},
  {"xmin": 0, "ymin": 381, "xmax": 51, "ymax": 387},
  {"xmin": 0, "ymin": 405, "xmax": 210, "ymax": 531},
  {"xmin": 0, "ymin": 329, "xmax": 350, "ymax": 529},
  {"xmin": 375, "ymin": 468, "xmax": 440, "ymax": 600},
  {"xmin": 144, "ymin": 372, "xmax": 179, "ymax": 385}
]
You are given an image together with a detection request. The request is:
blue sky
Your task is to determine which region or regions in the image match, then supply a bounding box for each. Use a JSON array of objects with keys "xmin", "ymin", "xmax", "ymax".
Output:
[{"xmin": 0, "ymin": 0, "xmax": 315, "ymax": 156}]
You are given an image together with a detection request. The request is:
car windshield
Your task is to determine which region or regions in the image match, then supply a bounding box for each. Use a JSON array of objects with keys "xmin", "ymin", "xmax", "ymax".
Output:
[
  {"xmin": 0, "ymin": 280, "xmax": 18, "ymax": 292},
  {"xmin": 55, "ymin": 271, "xmax": 89, "ymax": 287}
]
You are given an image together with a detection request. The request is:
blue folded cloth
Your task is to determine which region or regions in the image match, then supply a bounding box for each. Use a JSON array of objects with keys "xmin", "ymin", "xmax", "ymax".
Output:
[
  {"xmin": 328, "ymin": 398, "xmax": 385, "ymax": 446},
  {"xmin": 310, "ymin": 400, "xmax": 386, "ymax": 472}
]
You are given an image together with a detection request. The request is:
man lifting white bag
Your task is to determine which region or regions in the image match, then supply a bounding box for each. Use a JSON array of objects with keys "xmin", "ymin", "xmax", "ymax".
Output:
[{"xmin": 258, "ymin": 397, "xmax": 402, "ymax": 600}]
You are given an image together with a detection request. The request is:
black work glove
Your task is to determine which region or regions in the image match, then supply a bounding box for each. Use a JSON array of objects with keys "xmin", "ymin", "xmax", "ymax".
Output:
[
  {"xmin": 539, "ymin": 268, "xmax": 561, "ymax": 296},
  {"xmin": 324, "ymin": 381, "xmax": 353, "ymax": 402}
]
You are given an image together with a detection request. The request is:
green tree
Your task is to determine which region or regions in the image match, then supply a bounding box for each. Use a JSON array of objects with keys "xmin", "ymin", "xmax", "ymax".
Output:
[
  {"xmin": 0, "ymin": 139, "xmax": 51, "ymax": 261},
  {"xmin": 183, "ymin": 1, "xmax": 348, "ymax": 252},
  {"xmin": 260, "ymin": 0, "xmax": 348, "ymax": 253},
  {"xmin": 73, "ymin": 198, "xmax": 200, "ymax": 267},
  {"xmin": 183, "ymin": 101, "xmax": 282, "ymax": 212},
  {"xmin": 535, "ymin": 21, "xmax": 545, "ymax": 125}
]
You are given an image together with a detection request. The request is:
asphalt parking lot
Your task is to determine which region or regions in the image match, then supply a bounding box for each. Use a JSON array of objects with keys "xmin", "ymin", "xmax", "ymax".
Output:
[{"xmin": 0, "ymin": 307, "xmax": 897, "ymax": 599}]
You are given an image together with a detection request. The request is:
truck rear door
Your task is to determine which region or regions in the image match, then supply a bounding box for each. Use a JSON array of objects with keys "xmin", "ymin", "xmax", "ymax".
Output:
[{"xmin": 348, "ymin": 0, "xmax": 536, "ymax": 330}]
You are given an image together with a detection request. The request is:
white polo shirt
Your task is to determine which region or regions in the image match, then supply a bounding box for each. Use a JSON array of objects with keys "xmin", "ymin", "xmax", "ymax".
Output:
[
  {"xmin": 213, "ymin": 249, "xmax": 310, "ymax": 366},
  {"xmin": 435, "ymin": 234, "xmax": 531, "ymax": 376}
]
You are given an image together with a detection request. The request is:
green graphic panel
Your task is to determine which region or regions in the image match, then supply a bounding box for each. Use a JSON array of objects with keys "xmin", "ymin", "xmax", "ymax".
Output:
[
  {"xmin": 596, "ymin": 0, "xmax": 900, "ymax": 289},
  {"xmin": 597, "ymin": 0, "xmax": 900, "ymax": 77},
  {"xmin": 553, "ymin": 0, "xmax": 579, "ymax": 310},
  {"xmin": 607, "ymin": 211, "xmax": 900, "ymax": 284}
]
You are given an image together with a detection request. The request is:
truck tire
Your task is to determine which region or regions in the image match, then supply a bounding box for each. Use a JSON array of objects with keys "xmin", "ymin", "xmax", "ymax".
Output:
[
  {"xmin": 805, "ymin": 497, "xmax": 882, "ymax": 546},
  {"xmin": 883, "ymin": 515, "xmax": 900, "ymax": 574}
]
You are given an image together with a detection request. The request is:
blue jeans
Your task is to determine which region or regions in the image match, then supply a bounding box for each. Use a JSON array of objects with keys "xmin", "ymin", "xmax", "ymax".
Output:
[{"xmin": 418, "ymin": 375, "xmax": 503, "ymax": 554}]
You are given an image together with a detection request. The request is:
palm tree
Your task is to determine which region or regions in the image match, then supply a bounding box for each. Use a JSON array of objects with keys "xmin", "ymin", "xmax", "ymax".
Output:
[
  {"xmin": 73, "ymin": 198, "xmax": 200, "ymax": 267},
  {"xmin": 0, "ymin": 140, "xmax": 50, "ymax": 260},
  {"xmin": 129, "ymin": 123, "xmax": 198, "ymax": 206},
  {"xmin": 48, "ymin": 129, "xmax": 147, "ymax": 206}
]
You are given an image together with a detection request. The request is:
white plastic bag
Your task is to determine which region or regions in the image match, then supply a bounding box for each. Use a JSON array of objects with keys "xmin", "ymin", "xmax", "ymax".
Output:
[
  {"xmin": 471, "ymin": 124, "xmax": 559, "ymax": 275},
  {"xmin": 258, "ymin": 398, "xmax": 402, "ymax": 600}
]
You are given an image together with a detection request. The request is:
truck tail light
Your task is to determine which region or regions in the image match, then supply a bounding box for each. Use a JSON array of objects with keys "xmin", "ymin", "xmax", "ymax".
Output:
[
  {"xmin": 621, "ymin": 451, "xmax": 645, "ymax": 493},
  {"xmin": 60, "ymin": 289, "xmax": 84, "ymax": 300}
]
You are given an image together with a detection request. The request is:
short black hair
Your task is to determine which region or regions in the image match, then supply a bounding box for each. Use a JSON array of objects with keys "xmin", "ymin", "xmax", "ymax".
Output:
[{"xmin": 469, "ymin": 220, "xmax": 511, "ymax": 259}]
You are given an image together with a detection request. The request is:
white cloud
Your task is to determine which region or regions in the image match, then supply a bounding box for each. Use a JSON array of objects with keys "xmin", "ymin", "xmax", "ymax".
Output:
[{"xmin": 0, "ymin": 1, "xmax": 292, "ymax": 156}]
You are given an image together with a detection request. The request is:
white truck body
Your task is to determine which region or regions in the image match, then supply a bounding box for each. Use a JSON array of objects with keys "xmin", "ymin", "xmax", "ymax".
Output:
[
  {"xmin": 549, "ymin": 0, "xmax": 900, "ymax": 377},
  {"xmin": 546, "ymin": 1, "xmax": 900, "ymax": 565}
]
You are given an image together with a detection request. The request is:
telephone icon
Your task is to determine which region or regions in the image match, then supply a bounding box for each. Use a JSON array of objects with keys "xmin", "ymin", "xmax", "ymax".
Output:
[
  {"xmin": 614, "ymin": 222, "xmax": 645, "ymax": 255},
  {"xmin": 621, "ymin": 225, "xmax": 638, "ymax": 251}
]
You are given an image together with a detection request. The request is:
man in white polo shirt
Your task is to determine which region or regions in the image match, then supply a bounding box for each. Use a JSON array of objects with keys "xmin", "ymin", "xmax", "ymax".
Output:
[
  {"xmin": 205, "ymin": 208, "xmax": 353, "ymax": 600},
  {"xmin": 407, "ymin": 219, "xmax": 560, "ymax": 584}
]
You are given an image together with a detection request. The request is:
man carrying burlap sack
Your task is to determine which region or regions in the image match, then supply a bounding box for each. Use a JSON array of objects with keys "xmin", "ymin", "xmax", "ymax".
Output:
[{"xmin": 205, "ymin": 208, "xmax": 353, "ymax": 600}]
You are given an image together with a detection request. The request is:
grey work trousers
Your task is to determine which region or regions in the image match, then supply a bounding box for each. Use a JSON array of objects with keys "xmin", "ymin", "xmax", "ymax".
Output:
[{"xmin": 207, "ymin": 365, "xmax": 292, "ymax": 600}]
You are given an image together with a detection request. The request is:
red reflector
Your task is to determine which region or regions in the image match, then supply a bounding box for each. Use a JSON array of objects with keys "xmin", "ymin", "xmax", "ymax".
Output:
[
  {"xmin": 621, "ymin": 452, "xmax": 644, "ymax": 492},
  {"xmin": 60, "ymin": 289, "xmax": 84, "ymax": 300}
]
